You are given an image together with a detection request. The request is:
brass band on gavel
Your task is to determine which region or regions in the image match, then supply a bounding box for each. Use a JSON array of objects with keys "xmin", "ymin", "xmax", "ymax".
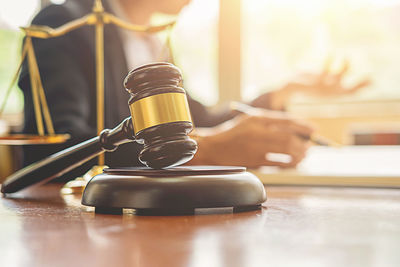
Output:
[{"xmin": 129, "ymin": 93, "xmax": 192, "ymax": 134}]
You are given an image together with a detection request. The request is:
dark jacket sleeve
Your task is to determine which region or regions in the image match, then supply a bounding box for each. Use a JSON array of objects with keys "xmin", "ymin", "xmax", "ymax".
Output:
[{"xmin": 187, "ymin": 96, "xmax": 236, "ymax": 127}]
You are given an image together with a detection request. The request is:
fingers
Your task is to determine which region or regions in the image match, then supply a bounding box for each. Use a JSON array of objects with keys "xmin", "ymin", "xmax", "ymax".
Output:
[
  {"xmin": 201, "ymin": 114, "xmax": 313, "ymax": 169},
  {"xmin": 262, "ymin": 159, "xmax": 296, "ymax": 168},
  {"xmin": 323, "ymin": 57, "xmax": 349, "ymax": 79},
  {"xmin": 244, "ymin": 122, "xmax": 311, "ymax": 168},
  {"xmin": 260, "ymin": 148, "xmax": 308, "ymax": 168},
  {"xmin": 290, "ymin": 58, "xmax": 369, "ymax": 98},
  {"xmin": 250, "ymin": 130, "xmax": 305, "ymax": 154},
  {"xmin": 284, "ymin": 119, "xmax": 315, "ymax": 138},
  {"xmin": 321, "ymin": 56, "xmax": 333, "ymax": 78},
  {"xmin": 344, "ymin": 78, "xmax": 371, "ymax": 94},
  {"xmin": 262, "ymin": 157, "xmax": 302, "ymax": 168},
  {"xmin": 320, "ymin": 59, "xmax": 349, "ymax": 88},
  {"xmin": 335, "ymin": 59, "xmax": 349, "ymax": 80},
  {"xmin": 249, "ymin": 115, "xmax": 315, "ymax": 138},
  {"xmin": 322, "ymin": 59, "xmax": 352, "ymax": 89}
]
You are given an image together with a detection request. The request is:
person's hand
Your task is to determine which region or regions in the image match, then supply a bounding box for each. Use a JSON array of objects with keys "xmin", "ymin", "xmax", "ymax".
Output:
[
  {"xmin": 189, "ymin": 111, "xmax": 314, "ymax": 169},
  {"xmin": 251, "ymin": 59, "xmax": 371, "ymax": 110}
]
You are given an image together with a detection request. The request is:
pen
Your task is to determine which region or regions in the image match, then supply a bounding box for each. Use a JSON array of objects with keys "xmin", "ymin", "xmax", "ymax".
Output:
[{"xmin": 230, "ymin": 101, "xmax": 341, "ymax": 147}]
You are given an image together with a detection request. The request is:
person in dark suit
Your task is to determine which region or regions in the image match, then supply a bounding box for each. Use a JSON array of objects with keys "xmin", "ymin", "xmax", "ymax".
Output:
[{"xmin": 19, "ymin": 0, "xmax": 366, "ymax": 178}]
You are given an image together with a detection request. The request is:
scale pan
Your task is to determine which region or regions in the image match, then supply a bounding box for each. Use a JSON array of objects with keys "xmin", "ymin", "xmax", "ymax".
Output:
[{"xmin": 0, "ymin": 134, "xmax": 70, "ymax": 145}]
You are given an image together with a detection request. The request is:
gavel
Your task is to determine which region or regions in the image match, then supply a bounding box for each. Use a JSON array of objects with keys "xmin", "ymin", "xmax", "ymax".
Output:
[{"xmin": 1, "ymin": 63, "xmax": 198, "ymax": 194}]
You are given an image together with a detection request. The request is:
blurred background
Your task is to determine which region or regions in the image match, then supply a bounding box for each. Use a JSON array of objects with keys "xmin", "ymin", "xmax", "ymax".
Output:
[{"xmin": 1, "ymin": 0, "xmax": 400, "ymax": 178}]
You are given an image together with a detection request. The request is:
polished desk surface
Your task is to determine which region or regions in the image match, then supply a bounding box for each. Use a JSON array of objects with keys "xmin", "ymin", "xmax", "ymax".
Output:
[{"xmin": 1, "ymin": 184, "xmax": 400, "ymax": 267}]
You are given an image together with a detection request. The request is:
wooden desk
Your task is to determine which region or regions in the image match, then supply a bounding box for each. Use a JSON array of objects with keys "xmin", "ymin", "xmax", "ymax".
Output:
[{"xmin": 1, "ymin": 184, "xmax": 400, "ymax": 267}]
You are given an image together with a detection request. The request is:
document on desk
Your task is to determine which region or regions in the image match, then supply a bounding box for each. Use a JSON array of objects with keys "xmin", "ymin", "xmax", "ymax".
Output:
[{"xmin": 251, "ymin": 146, "xmax": 400, "ymax": 188}]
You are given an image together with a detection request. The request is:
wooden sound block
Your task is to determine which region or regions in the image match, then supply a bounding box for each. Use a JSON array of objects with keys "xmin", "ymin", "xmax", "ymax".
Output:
[{"xmin": 81, "ymin": 166, "xmax": 267, "ymax": 215}]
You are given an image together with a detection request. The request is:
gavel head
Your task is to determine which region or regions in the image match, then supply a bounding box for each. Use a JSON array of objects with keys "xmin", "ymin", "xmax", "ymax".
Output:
[{"xmin": 124, "ymin": 62, "xmax": 198, "ymax": 169}]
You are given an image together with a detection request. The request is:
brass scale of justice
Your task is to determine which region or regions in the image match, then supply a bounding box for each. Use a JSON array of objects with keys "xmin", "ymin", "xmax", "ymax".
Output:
[{"xmin": 1, "ymin": 0, "xmax": 266, "ymax": 215}]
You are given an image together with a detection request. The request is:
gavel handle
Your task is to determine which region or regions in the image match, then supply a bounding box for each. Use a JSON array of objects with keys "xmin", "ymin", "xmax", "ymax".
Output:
[{"xmin": 1, "ymin": 117, "xmax": 135, "ymax": 194}]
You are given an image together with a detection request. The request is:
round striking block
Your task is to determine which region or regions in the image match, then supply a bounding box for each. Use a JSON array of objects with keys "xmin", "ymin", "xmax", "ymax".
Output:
[{"xmin": 81, "ymin": 166, "xmax": 267, "ymax": 214}]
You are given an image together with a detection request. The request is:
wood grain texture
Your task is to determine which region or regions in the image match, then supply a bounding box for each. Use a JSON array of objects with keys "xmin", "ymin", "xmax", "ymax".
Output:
[{"xmin": 1, "ymin": 184, "xmax": 400, "ymax": 267}]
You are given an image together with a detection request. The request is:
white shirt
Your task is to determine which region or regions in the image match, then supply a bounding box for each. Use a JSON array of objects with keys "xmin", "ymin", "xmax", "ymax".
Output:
[{"xmin": 108, "ymin": 1, "xmax": 168, "ymax": 70}]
